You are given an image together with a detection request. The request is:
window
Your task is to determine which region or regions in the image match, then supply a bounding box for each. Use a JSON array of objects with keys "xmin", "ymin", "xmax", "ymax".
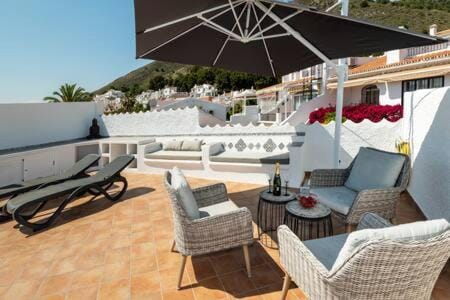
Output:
[
  {"xmin": 361, "ymin": 85, "xmax": 380, "ymax": 105},
  {"xmin": 402, "ymin": 76, "xmax": 444, "ymax": 101}
]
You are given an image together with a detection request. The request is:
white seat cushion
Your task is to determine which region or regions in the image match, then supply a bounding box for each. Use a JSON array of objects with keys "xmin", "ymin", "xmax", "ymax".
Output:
[
  {"xmin": 199, "ymin": 200, "xmax": 239, "ymax": 218},
  {"xmin": 304, "ymin": 234, "xmax": 349, "ymax": 270},
  {"xmin": 332, "ymin": 218, "xmax": 450, "ymax": 272},
  {"xmin": 145, "ymin": 151, "xmax": 202, "ymax": 161},
  {"xmin": 310, "ymin": 187, "xmax": 357, "ymax": 215},
  {"xmin": 345, "ymin": 148, "xmax": 406, "ymax": 192},
  {"xmin": 210, "ymin": 151, "xmax": 289, "ymax": 164},
  {"xmin": 171, "ymin": 167, "xmax": 200, "ymax": 219}
]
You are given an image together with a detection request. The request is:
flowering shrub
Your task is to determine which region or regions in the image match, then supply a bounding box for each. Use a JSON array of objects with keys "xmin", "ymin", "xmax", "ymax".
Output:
[{"xmin": 309, "ymin": 104, "xmax": 403, "ymax": 124}]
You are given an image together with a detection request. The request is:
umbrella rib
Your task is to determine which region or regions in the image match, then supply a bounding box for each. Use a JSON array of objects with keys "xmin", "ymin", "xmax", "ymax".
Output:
[
  {"xmin": 138, "ymin": 3, "xmax": 244, "ymax": 58},
  {"xmin": 251, "ymin": 3, "xmax": 276, "ymax": 77},
  {"xmin": 247, "ymin": 2, "xmax": 275, "ymax": 37},
  {"xmin": 229, "ymin": 0, "xmax": 244, "ymax": 38},
  {"xmin": 254, "ymin": 0, "xmax": 337, "ymax": 68},
  {"xmin": 140, "ymin": 0, "xmax": 244, "ymax": 35},
  {"xmin": 213, "ymin": 2, "xmax": 250, "ymax": 66},
  {"xmin": 248, "ymin": 10, "xmax": 301, "ymax": 40}
]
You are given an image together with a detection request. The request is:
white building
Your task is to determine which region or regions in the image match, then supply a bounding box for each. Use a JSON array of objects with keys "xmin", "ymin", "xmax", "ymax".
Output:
[
  {"xmin": 256, "ymin": 25, "xmax": 450, "ymax": 123},
  {"xmin": 190, "ymin": 84, "xmax": 218, "ymax": 98},
  {"xmin": 93, "ymin": 89, "xmax": 125, "ymax": 110},
  {"xmin": 136, "ymin": 90, "xmax": 157, "ymax": 109}
]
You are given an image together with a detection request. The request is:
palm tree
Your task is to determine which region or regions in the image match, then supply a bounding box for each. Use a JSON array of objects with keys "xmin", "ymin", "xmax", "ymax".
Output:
[{"xmin": 44, "ymin": 83, "xmax": 91, "ymax": 102}]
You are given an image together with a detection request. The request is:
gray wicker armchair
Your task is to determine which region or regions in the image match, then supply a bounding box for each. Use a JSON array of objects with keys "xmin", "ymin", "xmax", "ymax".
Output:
[
  {"xmin": 278, "ymin": 213, "xmax": 450, "ymax": 300},
  {"xmin": 163, "ymin": 170, "xmax": 254, "ymax": 289},
  {"xmin": 310, "ymin": 147, "xmax": 411, "ymax": 231}
]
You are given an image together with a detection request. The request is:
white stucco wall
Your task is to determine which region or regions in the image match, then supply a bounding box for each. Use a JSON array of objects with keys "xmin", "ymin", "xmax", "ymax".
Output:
[
  {"xmin": 158, "ymin": 98, "xmax": 227, "ymax": 121},
  {"xmin": 0, "ymin": 102, "xmax": 103, "ymax": 150},
  {"xmin": 403, "ymin": 87, "xmax": 450, "ymax": 221},
  {"xmin": 302, "ymin": 119, "xmax": 401, "ymax": 171},
  {"xmin": 344, "ymin": 82, "xmax": 402, "ymax": 106}
]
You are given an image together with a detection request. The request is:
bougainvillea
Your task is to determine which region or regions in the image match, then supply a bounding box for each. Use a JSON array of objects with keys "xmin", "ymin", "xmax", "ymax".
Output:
[{"xmin": 309, "ymin": 104, "xmax": 403, "ymax": 124}]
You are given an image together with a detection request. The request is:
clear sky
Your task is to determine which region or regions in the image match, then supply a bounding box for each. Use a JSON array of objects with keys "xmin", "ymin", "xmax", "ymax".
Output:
[{"xmin": 0, "ymin": 0, "xmax": 148, "ymax": 103}]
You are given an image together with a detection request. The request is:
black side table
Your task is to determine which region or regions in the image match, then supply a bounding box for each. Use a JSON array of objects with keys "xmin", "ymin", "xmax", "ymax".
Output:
[
  {"xmin": 284, "ymin": 201, "xmax": 333, "ymax": 241},
  {"xmin": 257, "ymin": 189, "xmax": 296, "ymax": 248}
]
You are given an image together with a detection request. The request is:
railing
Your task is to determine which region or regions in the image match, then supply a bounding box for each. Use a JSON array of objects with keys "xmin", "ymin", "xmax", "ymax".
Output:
[{"xmin": 407, "ymin": 42, "xmax": 448, "ymax": 57}]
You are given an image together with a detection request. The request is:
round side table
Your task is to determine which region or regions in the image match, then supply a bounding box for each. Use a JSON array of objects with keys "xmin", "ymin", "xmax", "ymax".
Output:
[
  {"xmin": 257, "ymin": 189, "xmax": 296, "ymax": 248},
  {"xmin": 284, "ymin": 201, "xmax": 333, "ymax": 241}
]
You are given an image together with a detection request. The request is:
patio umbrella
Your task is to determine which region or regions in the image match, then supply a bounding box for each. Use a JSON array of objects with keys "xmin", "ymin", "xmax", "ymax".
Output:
[{"xmin": 134, "ymin": 0, "xmax": 445, "ymax": 166}]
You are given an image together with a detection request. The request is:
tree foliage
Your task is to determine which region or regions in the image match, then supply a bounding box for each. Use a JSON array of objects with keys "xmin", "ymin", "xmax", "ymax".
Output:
[
  {"xmin": 44, "ymin": 83, "xmax": 91, "ymax": 103},
  {"xmin": 147, "ymin": 66, "xmax": 278, "ymax": 94}
]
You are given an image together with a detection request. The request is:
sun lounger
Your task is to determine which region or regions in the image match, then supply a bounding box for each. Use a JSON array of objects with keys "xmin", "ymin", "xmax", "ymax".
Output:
[
  {"xmin": 0, "ymin": 154, "xmax": 100, "ymax": 221},
  {"xmin": 6, "ymin": 155, "xmax": 134, "ymax": 231}
]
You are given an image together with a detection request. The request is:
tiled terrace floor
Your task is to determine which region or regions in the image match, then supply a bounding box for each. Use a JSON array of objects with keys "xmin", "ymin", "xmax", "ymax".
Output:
[{"xmin": 0, "ymin": 172, "xmax": 448, "ymax": 300}]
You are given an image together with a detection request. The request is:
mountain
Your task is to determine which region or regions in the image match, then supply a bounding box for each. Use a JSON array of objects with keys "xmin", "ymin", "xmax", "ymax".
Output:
[
  {"xmin": 94, "ymin": 61, "xmax": 188, "ymax": 94},
  {"xmin": 94, "ymin": 0, "xmax": 450, "ymax": 95}
]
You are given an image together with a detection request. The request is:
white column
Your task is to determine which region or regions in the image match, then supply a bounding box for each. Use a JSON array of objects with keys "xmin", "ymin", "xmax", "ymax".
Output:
[{"xmin": 333, "ymin": 65, "xmax": 346, "ymax": 168}]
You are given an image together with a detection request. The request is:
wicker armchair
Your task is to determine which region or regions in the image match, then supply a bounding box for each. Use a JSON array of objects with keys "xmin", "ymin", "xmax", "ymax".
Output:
[
  {"xmin": 163, "ymin": 171, "xmax": 254, "ymax": 289},
  {"xmin": 278, "ymin": 213, "xmax": 450, "ymax": 300},
  {"xmin": 310, "ymin": 147, "xmax": 411, "ymax": 231}
]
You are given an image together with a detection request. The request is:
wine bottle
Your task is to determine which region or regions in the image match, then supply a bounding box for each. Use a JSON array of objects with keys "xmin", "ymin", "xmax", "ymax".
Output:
[{"xmin": 273, "ymin": 162, "xmax": 282, "ymax": 196}]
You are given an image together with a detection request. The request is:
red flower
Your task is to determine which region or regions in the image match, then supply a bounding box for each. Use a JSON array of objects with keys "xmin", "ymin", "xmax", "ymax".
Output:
[{"xmin": 309, "ymin": 104, "xmax": 402, "ymax": 124}]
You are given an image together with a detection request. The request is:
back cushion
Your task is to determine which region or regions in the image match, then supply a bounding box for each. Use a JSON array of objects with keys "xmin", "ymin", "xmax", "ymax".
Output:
[
  {"xmin": 163, "ymin": 140, "xmax": 183, "ymax": 151},
  {"xmin": 181, "ymin": 140, "xmax": 203, "ymax": 151},
  {"xmin": 332, "ymin": 219, "xmax": 450, "ymax": 272},
  {"xmin": 345, "ymin": 148, "xmax": 406, "ymax": 192},
  {"xmin": 171, "ymin": 167, "xmax": 200, "ymax": 219}
]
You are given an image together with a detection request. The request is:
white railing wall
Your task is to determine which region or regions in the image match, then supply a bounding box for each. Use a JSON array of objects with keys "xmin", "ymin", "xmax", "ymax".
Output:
[{"xmin": 0, "ymin": 102, "xmax": 103, "ymax": 150}]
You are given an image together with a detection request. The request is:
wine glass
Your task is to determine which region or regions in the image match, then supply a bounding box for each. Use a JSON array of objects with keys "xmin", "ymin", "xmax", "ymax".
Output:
[
  {"xmin": 265, "ymin": 173, "xmax": 273, "ymax": 193},
  {"xmin": 282, "ymin": 172, "xmax": 290, "ymax": 196}
]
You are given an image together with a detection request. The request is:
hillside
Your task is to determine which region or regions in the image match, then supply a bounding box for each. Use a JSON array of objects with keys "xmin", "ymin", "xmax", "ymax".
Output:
[{"xmin": 94, "ymin": 0, "xmax": 450, "ymax": 95}]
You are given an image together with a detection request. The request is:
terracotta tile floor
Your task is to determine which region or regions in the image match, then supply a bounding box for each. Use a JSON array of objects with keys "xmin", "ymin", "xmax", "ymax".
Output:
[{"xmin": 0, "ymin": 172, "xmax": 448, "ymax": 300}]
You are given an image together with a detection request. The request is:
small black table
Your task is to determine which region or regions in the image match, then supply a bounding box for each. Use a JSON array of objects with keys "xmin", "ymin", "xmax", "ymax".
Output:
[
  {"xmin": 257, "ymin": 189, "xmax": 296, "ymax": 248},
  {"xmin": 284, "ymin": 200, "xmax": 333, "ymax": 241}
]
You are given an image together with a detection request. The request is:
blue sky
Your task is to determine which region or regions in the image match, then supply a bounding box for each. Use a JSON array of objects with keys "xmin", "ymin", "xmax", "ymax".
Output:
[{"xmin": 0, "ymin": 0, "xmax": 148, "ymax": 102}]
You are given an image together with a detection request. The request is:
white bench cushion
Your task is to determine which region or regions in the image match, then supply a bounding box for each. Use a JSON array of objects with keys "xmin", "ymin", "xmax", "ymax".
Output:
[
  {"xmin": 310, "ymin": 187, "xmax": 357, "ymax": 215},
  {"xmin": 145, "ymin": 150, "xmax": 202, "ymax": 161},
  {"xmin": 332, "ymin": 218, "xmax": 450, "ymax": 272},
  {"xmin": 210, "ymin": 151, "xmax": 289, "ymax": 165}
]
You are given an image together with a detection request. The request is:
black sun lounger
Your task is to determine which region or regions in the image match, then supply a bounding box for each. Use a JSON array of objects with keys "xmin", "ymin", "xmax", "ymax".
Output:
[
  {"xmin": 0, "ymin": 154, "xmax": 100, "ymax": 221},
  {"xmin": 6, "ymin": 155, "xmax": 134, "ymax": 231}
]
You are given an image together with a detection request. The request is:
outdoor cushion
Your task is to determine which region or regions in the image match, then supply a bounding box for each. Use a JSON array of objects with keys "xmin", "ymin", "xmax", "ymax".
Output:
[
  {"xmin": 210, "ymin": 152, "xmax": 289, "ymax": 165},
  {"xmin": 345, "ymin": 148, "xmax": 405, "ymax": 192},
  {"xmin": 304, "ymin": 234, "xmax": 349, "ymax": 270},
  {"xmin": 199, "ymin": 200, "xmax": 239, "ymax": 218},
  {"xmin": 310, "ymin": 187, "xmax": 357, "ymax": 215},
  {"xmin": 332, "ymin": 218, "xmax": 450, "ymax": 272},
  {"xmin": 145, "ymin": 151, "xmax": 202, "ymax": 161},
  {"xmin": 171, "ymin": 167, "xmax": 200, "ymax": 219},
  {"xmin": 181, "ymin": 140, "xmax": 203, "ymax": 151},
  {"xmin": 163, "ymin": 140, "xmax": 183, "ymax": 151}
]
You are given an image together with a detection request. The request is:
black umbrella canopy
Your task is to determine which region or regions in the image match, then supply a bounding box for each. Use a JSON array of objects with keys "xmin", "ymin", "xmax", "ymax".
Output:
[{"xmin": 134, "ymin": 0, "xmax": 446, "ymax": 77}]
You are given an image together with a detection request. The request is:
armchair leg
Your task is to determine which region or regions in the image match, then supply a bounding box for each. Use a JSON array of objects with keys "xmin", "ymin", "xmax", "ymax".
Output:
[
  {"xmin": 177, "ymin": 255, "xmax": 187, "ymax": 290},
  {"xmin": 243, "ymin": 245, "xmax": 252, "ymax": 278},
  {"xmin": 281, "ymin": 273, "xmax": 291, "ymax": 300},
  {"xmin": 171, "ymin": 240, "xmax": 176, "ymax": 252},
  {"xmin": 345, "ymin": 224, "xmax": 353, "ymax": 233}
]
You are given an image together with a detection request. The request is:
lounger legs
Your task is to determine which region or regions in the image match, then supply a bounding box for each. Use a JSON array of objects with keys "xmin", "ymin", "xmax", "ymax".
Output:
[
  {"xmin": 177, "ymin": 255, "xmax": 187, "ymax": 290},
  {"xmin": 281, "ymin": 273, "xmax": 291, "ymax": 300},
  {"xmin": 243, "ymin": 244, "xmax": 252, "ymax": 278},
  {"xmin": 171, "ymin": 240, "xmax": 176, "ymax": 252},
  {"xmin": 12, "ymin": 176, "xmax": 128, "ymax": 232}
]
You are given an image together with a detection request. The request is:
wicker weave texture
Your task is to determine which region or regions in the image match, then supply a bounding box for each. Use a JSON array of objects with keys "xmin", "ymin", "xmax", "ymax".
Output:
[
  {"xmin": 310, "ymin": 147, "xmax": 411, "ymax": 225},
  {"xmin": 278, "ymin": 213, "xmax": 450, "ymax": 300},
  {"xmin": 163, "ymin": 171, "xmax": 253, "ymax": 257}
]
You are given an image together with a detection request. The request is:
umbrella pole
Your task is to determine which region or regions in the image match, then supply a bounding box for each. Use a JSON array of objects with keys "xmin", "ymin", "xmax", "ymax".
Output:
[{"xmin": 334, "ymin": 64, "xmax": 346, "ymax": 168}]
